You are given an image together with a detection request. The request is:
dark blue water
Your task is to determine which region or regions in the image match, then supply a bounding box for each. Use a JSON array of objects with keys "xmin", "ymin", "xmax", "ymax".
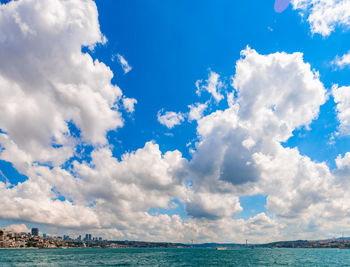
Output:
[{"xmin": 0, "ymin": 248, "xmax": 349, "ymax": 266}]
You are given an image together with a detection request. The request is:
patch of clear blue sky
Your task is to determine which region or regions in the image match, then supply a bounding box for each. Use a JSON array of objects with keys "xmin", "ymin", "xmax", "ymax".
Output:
[
  {"xmin": 0, "ymin": 160, "xmax": 27, "ymax": 185},
  {"xmin": 236, "ymin": 195, "xmax": 267, "ymax": 220},
  {"xmin": 1, "ymin": 0, "xmax": 350, "ymax": 222}
]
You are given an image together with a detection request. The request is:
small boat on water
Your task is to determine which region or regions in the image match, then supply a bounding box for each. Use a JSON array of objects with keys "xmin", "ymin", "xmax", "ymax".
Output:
[{"xmin": 215, "ymin": 247, "xmax": 227, "ymax": 250}]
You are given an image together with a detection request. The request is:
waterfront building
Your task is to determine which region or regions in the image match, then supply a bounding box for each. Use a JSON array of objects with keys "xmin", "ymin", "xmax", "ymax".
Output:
[{"xmin": 31, "ymin": 228, "xmax": 39, "ymax": 236}]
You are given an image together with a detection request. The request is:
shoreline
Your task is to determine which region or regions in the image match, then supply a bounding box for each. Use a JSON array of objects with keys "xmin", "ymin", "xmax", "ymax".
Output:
[{"xmin": 1, "ymin": 247, "xmax": 349, "ymax": 250}]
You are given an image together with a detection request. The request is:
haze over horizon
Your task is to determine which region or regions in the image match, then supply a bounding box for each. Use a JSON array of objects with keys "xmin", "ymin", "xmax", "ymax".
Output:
[{"xmin": 1, "ymin": 0, "xmax": 350, "ymax": 244}]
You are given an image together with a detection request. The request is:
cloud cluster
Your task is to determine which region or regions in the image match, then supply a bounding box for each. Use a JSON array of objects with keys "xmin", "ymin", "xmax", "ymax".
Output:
[
  {"xmin": 2, "ymin": 0, "xmax": 350, "ymax": 244},
  {"xmin": 292, "ymin": 0, "xmax": 350, "ymax": 36},
  {"xmin": 332, "ymin": 51, "xmax": 350, "ymax": 69},
  {"xmin": 158, "ymin": 102, "xmax": 208, "ymax": 129},
  {"xmin": 186, "ymin": 48, "xmax": 329, "ymax": 225},
  {"xmin": 196, "ymin": 71, "xmax": 224, "ymax": 103},
  {"xmin": 122, "ymin": 97, "xmax": 137, "ymax": 113},
  {"xmin": 157, "ymin": 110, "xmax": 185, "ymax": 129}
]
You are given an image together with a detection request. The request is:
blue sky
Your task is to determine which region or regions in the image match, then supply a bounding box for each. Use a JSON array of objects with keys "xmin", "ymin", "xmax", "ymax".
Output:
[
  {"xmin": 1, "ymin": 0, "xmax": 350, "ymax": 243},
  {"xmin": 84, "ymin": 0, "xmax": 350, "ymax": 218}
]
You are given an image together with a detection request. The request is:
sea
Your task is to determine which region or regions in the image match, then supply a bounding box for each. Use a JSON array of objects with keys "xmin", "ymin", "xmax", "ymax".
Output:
[{"xmin": 0, "ymin": 248, "xmax": 350, "ymax": 266}]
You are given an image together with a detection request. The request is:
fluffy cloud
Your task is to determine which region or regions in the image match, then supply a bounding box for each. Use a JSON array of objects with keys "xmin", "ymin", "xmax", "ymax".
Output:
[
  {"xmin": 185, "ymin": 191, "xmax": 242, "ymax": 220},
  {"xmin": 0, "ymin": 141, "xmax": 188, "ymax": 233},
  {"xmin": 0, "ymin": 176, "xmax": 100, "ymax": 228},
  {"xmin": 255, "ymin": 147, "xmax": 335, "ymax": 221},
  {"xmin": 332, "ymin": 51, "xmax": 350, "ymax": 69},
  {"xmin": 24, "ymin": 137, "xmax": 283, "ymax": 243},
  {"xmin": 70, "ymin": 142, "xmax": 187, "ymax": 211},
  {"xmin": 159, "ymin": 102, "xmax": 207, "ymax": 127},
  {"xmin": 122, "ymin": 97, "xmax": 137, "ymax": 113},
  {"xmin": 333, "ymin": 85, "xmax": 350, "ymax": 135},
  {"xmin": 335, "ymin": 152, "xmax": 350, "ymax": 171},
  {"xmin": 0, "ymin": 0, "xmax": 125, "ymax": 166},
  {"xmin": 189, "ymin": 48, "xmax": 326, "ymax": 192},
  {"xmin": 157, "ymin": 110, "xmax": 185, "ymax": 129},
  {"xmin": 292, "ymin": 0, "xmax": 350, "ymax": 36},
  {"xmin": 233, "ymin": 48, "xmax": 326, "ymax": 141},
  {"xmin": 196, "ymin": 71, "xmax": 224, "ymax": 103}
]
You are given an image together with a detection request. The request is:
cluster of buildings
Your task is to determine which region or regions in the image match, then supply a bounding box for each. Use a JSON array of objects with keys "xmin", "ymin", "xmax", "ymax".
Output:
[
  {"xmin": 0, "ymin": 228, "xmax": 66, "ymax": 249},
  {"xmin": 0, "ymin": 227, "xmax": 189, "ymax": 249},
  {"xmin": 0, "ymin": 227, "xmax": 107, "ymax": 249}
]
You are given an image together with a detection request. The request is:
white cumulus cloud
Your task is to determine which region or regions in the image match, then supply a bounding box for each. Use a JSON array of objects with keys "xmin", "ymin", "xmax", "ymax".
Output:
[
  {"xmin": 332, "ymin": 51, "xmax": 350, "ymax": 69},
  {"xmin": 122, "ymin": 97, "xmax": 137, "ymax": 113},
  {"xmin": 292, "ymin": 0, "xmax": 350, "ymax": 36},
  {"xmin": 196, "ymin": 71, "xmax": 224, "ymax": 103},
  {"xmin": 157, "ymin": 110, "xmax": 185, "ymax": 129}
]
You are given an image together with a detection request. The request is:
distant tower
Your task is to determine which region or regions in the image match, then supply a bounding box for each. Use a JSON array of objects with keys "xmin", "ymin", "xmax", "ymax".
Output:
[{"xmin": 31, "ymin": 228, "xmax": 39, "ymax": 236}]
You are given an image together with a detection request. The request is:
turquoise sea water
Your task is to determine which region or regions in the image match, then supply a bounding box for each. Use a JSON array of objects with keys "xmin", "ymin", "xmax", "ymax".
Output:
[{"xmin": 0, "ymin": 248, "xmax": 350, "ymax": 266}]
